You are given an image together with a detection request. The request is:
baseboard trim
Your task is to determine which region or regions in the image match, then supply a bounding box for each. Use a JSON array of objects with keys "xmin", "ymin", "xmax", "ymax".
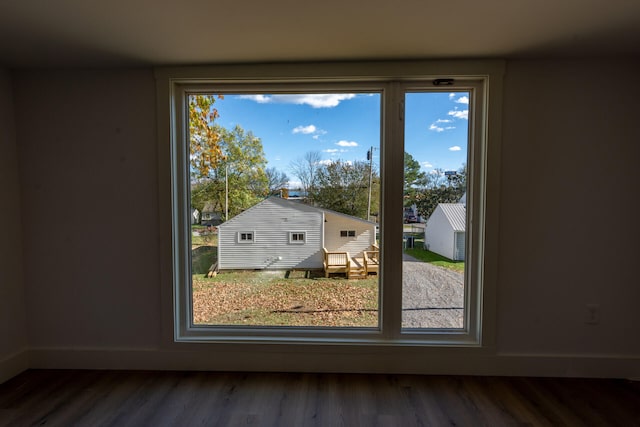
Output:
[
  {"xmin": 27, "ymin": 347, "xmax": 640, "ymax": 379},
  {"xmin": 0, "ymin": 349, "xmax": 29, "ymax": 384}
]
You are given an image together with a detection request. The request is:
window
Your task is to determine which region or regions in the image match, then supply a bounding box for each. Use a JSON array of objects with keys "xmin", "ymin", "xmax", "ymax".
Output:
[
  {"xmin": 238, "ymin": 232, "xmax": 254, "ymax": 243},
  {"xmin": 157, "ymin": 61, "xmax": 502, "ymax": 346},
  {"xmin": 289, "ymin": 232, "xmax": 306, "ymax": 244}
]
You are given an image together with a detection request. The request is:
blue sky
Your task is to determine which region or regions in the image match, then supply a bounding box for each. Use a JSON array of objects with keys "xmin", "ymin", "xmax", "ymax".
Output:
[{"xmin": 209, "ymin": 91, "xmax": 469, "ymax": 188}]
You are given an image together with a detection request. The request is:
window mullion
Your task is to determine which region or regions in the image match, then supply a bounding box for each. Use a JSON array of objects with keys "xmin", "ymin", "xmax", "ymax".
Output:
[{"xmin": 380, "ymin": 82, "xmax": 405, "ymax": 340}]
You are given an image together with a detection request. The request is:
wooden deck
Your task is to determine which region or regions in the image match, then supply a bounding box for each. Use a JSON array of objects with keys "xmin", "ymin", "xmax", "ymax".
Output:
[{"xmin": 323, "ymin": 246, "xmax": 378, "ymax": 279}]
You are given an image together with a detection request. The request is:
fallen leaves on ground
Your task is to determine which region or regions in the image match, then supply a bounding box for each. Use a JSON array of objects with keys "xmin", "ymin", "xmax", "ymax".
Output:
[{"xmin": 192, "ymin": 271, "xmax": 379, "ymax": 327}]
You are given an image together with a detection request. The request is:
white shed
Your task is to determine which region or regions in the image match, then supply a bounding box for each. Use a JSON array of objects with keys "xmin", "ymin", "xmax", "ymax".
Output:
[
  {"xmin": 424, "ymin": 203, "xmax": 466, "ymax": 261},
  {"xmin": 217, "ymin": 197, "xmax": 376, "ymax": 271}
]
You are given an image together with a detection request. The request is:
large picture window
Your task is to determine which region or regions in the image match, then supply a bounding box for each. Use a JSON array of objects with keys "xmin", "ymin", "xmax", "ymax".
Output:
[{"xmin": 158, "ymin": 62, "xmax": 499, "ymax": 345}]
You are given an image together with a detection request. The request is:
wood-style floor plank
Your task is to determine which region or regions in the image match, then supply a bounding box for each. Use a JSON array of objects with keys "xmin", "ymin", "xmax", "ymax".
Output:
[{"xmin": 0, "ymin": 370, "xmax": 638, "ymax": 426}]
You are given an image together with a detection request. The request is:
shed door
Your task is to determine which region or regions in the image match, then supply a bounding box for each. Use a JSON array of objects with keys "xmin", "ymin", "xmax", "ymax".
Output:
[{"xmin": 454, "ymin": 232, "xmax": 465, "ymax": 261}]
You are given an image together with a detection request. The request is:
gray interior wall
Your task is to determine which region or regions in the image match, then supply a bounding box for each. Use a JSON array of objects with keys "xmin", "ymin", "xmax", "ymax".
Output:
[
  {"xmin": 13, "ymin": 70, "xmax": 160, "ymax": 349},
  {"xmin": 0, "ymin": 68, "xmax": 28, "ymax": 364},
  {"xmin": 8, "ymin": 59, "xmax": 640, "ymax": 373},
  {"xmin": 498, "ymin": 59, "xmax": 640, "ymax": 355}
]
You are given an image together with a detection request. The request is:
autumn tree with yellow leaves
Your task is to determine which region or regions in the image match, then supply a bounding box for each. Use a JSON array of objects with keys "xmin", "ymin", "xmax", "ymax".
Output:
[{"xmin": 189, "ymin": 95, "xmax": 268, "ymax": 221}]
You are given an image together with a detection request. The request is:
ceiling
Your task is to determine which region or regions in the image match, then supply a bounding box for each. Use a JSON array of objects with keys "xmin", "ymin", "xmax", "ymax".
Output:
[{"xmin": 1, "ymin": 0, "xmax": 639, "ymax": 68}]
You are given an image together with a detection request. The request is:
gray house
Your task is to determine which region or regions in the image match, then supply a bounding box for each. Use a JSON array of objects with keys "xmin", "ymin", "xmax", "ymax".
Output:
[
  {"xmin": 217, "ymin": 197, "xmax": 377, "ymax": 271},
  {"xmin": 424, "ymin": 203, "xmax": 466, "ymax": 261},
  {"xmin": 200, "ymin": 201, "xmax": 223, "ymax": 226}
]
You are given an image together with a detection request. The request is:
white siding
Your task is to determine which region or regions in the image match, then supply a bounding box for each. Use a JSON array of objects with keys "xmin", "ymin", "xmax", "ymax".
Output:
[
  {"xmin": 424, "ymin": 206, "xmax": 455, "ymax": 260},
  {"xmin": 424, "ymin": 203, "xmax": 466, "ymax": 261},
  {"xmin": 323, "ymin": 211, "xmax": 375, "ymax": 257},
  {"xmin": 218, "ymin": 198, "xmax": 323, "ymax": 270}
]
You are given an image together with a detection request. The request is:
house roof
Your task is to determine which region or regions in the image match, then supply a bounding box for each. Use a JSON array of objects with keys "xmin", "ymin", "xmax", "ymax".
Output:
[
  {"xmin": 438, "ymin": 203, "xmax": 466, "ymax": 232},
  {"xmin": 218, "ymin": 197, "xmax": 377, "ymax": 228}
]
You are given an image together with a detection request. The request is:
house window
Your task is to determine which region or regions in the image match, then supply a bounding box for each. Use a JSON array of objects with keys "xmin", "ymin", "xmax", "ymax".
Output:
[
  {"xmin": 159, "ymin": 61, "xmax": 501, "ymax": 347},
  {"xmin": 289, "ymin": 232, "xmax": 306, "ymax": 244},
  {"xmin": 238, "ymin": 232, "xmax": 254, "ymax": 243}
]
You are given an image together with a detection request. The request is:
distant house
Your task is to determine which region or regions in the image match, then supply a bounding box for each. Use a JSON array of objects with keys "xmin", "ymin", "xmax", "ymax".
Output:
[
  {"xmin": 424, "ymin": 203, "xmax": 466, "ymax": 261},
  {"xmin": 200, "ymin": 201, "xmax": 223, "ymax": 226},
  {"xmin": 217, "ymin": 197, "xmax": 377, "ymax": 272}
]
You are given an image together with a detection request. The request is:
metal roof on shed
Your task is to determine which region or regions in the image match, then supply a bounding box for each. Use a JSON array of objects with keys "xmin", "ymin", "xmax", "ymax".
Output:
[{"xmin": 438, "ymin": 203, "xmax": 466, "ymax": 232}]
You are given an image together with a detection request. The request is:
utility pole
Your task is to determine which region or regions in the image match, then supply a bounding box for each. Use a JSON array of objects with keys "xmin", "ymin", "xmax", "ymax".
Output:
[
  {"xmin": 366, "ymin": 146, "xmax": 375, "ymax": 221},
  {"xmin": 225, "ymin": 163, "xmax": 229, "ymax": 221}
]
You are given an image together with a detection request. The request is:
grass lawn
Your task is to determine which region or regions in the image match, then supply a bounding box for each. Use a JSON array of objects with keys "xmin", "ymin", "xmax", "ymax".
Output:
[
  {"xmin": 404, "ymin": 247, "xmax": 465, "ymax": 272},
  {"xmin": 192, "ymin": 271, "xmax": 379, "ymax": 327}
]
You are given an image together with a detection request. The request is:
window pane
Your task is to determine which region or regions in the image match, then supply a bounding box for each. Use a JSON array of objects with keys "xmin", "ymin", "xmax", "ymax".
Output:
[
  {"xmin": 402, "ymin": 91, "xmax": 468, "ymax": 330},
  {"xmin": 189, "ymin": 92, "xmax": 381, "ymax": 328}
]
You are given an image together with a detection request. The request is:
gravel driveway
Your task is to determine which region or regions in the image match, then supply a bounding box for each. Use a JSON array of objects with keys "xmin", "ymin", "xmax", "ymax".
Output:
[{"xmin": 402, "ymin": 253, "xmax": 464, "ymax": 329}]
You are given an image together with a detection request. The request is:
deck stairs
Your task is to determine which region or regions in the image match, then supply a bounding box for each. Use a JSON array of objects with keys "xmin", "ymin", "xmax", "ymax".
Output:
[{"xmin": 348, "ymin": 257, "xmax": 367, "ymax": 279}]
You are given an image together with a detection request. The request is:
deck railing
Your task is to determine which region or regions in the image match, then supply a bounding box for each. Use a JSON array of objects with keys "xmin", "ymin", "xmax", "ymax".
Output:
[
  {"xmin": 323, "ymin": 246, "xmax": 379, "ymax": 278},
  {"xmin": 322, "ymin": 248, "xmax": 351, "ymax": 278}
]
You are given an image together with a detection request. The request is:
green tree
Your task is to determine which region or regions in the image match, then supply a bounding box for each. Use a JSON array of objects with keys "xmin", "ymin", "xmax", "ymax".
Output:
[
  {"xmin": 312, "ymin": 160, "xmax": 379, "ymax": 219},
  {"xmin": 404, "ymin": 152, "xmax": 428, "ymax": 207},
  {"xmin": 415, "ymin": 164, "xmax": 467, "ymax": 219},
  {"xmin": 191, "ymin": 124, "xmax": 268, "ymax": 220}
]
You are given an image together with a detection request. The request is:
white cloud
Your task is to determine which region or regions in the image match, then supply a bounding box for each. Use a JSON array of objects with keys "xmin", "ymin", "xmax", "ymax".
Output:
[
  {"xmin": 336, "ymin": 140, "xmax": 358, "ymax": 147},
  {"xmin": 430, "ymin": 117, "xmax": 458, "ymax": 132},
  {"xmin": 238, "ymin": 94, "xmax": 270, "ymax": 103},
  {"xmin": 292, "ymin": 124, "xmax": 316, "ymax": 134},
  {"xmin": 448, "ymin": 109, "xmax": 469, "ymax": 120},
  {"xmin": 449, "ymin": 146, "xmax": 462, "ymax": 151},
  {"xmin": 288, "ymin": 180, "xmax": 302, "ymax": 189},
  {"xmin": 319, "ymin": 159, "xmax": 353, "ymax": 166},
  {"xmin": 421, "ymin": 161, "xmax": 433, "ymax": 168},
  {"xmin": 324, "ymin": 148, "xmax": 347, "ymax": 155},
  {"xmin": 240, "ymin": 94, "xmax": 356, "ymax": 108},
  {"xmin": 449, "ymin": 93, "xmax": 456, "ymax": 99},
  {"xmin": 455, "ymin": 96, "xmax": 469, "ymax": 105}
]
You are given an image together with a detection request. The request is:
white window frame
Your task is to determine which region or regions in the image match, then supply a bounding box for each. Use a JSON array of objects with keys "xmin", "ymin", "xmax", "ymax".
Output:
[
  {"xmin": 238, "ymin": 231, "xmax": 255, "ymax": 243},
  {"xmin": 289, "ymin": 231, "xmax": 306, "ymax": 244},
  {"xmin": 155, "ymin": 61, "xmax": 502, "ymax": 348}
]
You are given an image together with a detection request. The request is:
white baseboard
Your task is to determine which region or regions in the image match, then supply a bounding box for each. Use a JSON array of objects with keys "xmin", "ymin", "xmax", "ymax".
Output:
[
  {"xmin": 26, "ymin": 347, "xmax": 640, "ymax": 379},
  {"xmin": 0, "ymin": 349, "xmax": 29, "ymax": 384}
]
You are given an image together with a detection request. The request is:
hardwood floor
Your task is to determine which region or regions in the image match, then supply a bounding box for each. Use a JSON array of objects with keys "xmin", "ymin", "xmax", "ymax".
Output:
[{"xmin": 1, "ymin": 370, "xmax": 638, "ymax": 426}]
